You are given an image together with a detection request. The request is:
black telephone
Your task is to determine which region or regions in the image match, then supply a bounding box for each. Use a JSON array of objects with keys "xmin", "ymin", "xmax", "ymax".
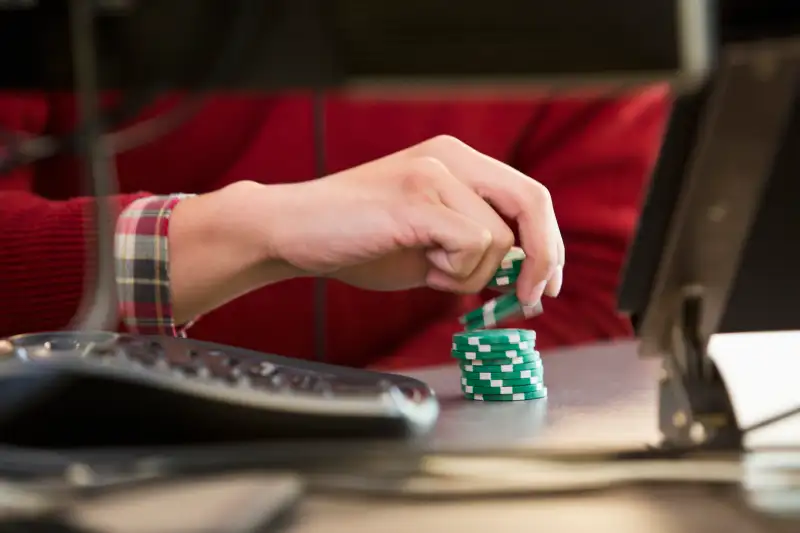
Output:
[{"xmin": 0, "ymin": 332, "xmax": 439, "ymax": 448}]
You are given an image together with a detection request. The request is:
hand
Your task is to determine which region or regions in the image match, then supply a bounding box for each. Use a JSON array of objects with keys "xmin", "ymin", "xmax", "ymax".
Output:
[{"xmin": 257, "ymin": 135, "xmax": 564, "ymax": 305}]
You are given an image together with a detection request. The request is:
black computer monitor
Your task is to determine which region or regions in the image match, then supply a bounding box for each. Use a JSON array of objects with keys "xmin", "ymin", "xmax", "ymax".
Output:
[
  {"xmin": 0, "ymin": 0, "xmax": 710, "ymax": 93},
  {"xmin": 617, "ymin": 1, "xmax": 800, "ymax": 350}
]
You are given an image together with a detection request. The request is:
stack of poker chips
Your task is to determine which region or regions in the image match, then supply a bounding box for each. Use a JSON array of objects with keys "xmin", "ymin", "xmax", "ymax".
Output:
[
  {"xmin": 454, "ymin": 247, "xmax": 546, "ymax": 401},
  {"xmin": 453, "ymin": 329, "xmax": 546, "ymax": 401}
]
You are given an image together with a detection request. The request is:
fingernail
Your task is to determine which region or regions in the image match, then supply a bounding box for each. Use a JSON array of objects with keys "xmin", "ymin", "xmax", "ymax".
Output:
[
  {"xmin": 545, "ymin": 266, "xmax": 563, "ymax": 297},
  {"xmin": 526, "ymin": 280, "xmax": 547, "ymax": 305},
  {"xmin": 523, "ymin": 300, "xmax": 543, "ymax": 318}
]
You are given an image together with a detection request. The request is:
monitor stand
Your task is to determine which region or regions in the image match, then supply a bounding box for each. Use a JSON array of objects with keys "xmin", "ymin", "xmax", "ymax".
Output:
[{"xmin": 628, "ymin": 37, "xmax": 800, "ymax": 452}]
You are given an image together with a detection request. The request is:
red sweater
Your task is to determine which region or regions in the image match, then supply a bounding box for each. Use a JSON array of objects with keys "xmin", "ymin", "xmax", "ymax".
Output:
[{"xmin": 0, "ymin": 89, "xmax": 669, "ymax": 370}]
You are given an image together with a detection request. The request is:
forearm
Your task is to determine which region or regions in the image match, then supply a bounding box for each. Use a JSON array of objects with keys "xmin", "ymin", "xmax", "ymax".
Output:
[{"xmin": 0, "ymin": 181, "xmax": 299, "ymax": 338}]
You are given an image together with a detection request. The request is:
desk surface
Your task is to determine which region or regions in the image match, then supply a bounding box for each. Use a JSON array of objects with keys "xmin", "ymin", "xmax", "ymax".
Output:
[
  {"xmin": 405, "ymin": 340, "xmax": 661, "ymax": 450},
  {"xmin": 400, "ymin": 334, "xmax": 799, "ymax": 450},
  {"xmin": 293, "ymin": 337, "xmax": 799, "ymax": 533}
]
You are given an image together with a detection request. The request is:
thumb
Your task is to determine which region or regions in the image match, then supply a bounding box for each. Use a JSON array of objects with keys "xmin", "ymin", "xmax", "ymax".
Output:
[{"xmin": 410, "ymin": 204, "xmax": 492, "ymax": 279}]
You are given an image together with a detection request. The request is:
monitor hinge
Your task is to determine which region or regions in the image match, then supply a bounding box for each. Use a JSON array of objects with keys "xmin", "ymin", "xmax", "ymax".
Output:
[{"xmin": 657, "ymin": 292, "xmax": 742, "ymax": 451}]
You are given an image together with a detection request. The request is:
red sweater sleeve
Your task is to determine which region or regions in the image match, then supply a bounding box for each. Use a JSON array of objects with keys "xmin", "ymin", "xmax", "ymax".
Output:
[
  {"xmin": 0, "ymin": 94, "xmax": 150, "ymax": 337},
  {"xmin": 0, "ymin": 192, "xmax": 152, "ymax": 338},
  {"xmin": 373, "ymin": 88, "xmax": 671, "ymax": 370}
]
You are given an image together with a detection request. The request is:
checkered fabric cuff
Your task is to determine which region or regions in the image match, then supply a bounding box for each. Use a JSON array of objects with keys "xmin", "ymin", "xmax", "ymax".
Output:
[{"xmin": 115, "ymin": 194, "xmax": 195, "ymax": 337}]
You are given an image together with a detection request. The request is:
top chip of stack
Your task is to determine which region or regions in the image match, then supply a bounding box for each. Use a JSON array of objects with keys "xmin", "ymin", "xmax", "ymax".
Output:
[{"xmin": 453, "ymin": 328, "xmax": 546, "ymax": 401}]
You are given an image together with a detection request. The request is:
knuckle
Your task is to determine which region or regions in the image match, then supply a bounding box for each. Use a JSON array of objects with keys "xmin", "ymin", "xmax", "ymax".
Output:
[
  {"xmin": 527, "ymin": 180, "xmax": 553, "ymax": 206},
  {"xmin": 420, "ymin": 134, "xmax": 467, "ymax": 155},
  {"xmin": 539, "ymin": 255, "xmax": 559, "ymax": 276},
  {"xmin": 229, "ymin": 179, "xmax": 261, "ymax": 192},
  {"xmin": 494, "ymin": 227, "xmax": 515, "ymax": 251},
  {"xmin": 401, "ymin": 156, "xmax": 457, "ymax": 197},
  {"xmin": 475, "ymin": 227, "xmax": 494, "ymax": 251},
  {"xmin": 407, "ymin": 155, "xmax": 449, "ymax": 176},
  {"xmin": 401, "ymin": 156, "xmax": 445, "ymax": 191}
]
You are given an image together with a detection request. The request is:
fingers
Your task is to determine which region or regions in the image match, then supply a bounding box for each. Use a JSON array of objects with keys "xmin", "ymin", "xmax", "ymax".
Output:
[
  {"xmin": 515, "ymin": 188, "xmax": 561, "ymax": 304},
  {"xmin": 411, "ymin": 203, "xmax": 491, "ymax": 279},
  {"xmin": 544, "ymin": 223, "xmax": 566, "ymax": 298},
  {"xmin": 403, "ymin": 156, "xmax": 515, "ymax": 293},
  {"xmin": 412, "ymin": 136, "xmax": 565, "ymax": 305}
]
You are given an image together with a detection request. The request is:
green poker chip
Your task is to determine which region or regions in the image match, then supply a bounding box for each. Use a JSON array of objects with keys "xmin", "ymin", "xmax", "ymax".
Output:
[
  {"xmin": 460, "ymin": 360, "xmax": 542, "ymax": 373},
  {"xmin": 488, "ymin": 268, "xmax": 521, "ymax": 288},
  {"xmin": 486, "ymin": 247, "xmax": 524, "ymax": 288},
  {"xmin": 492, "ymin": 267, "xmax": 521, "ymax": 278},
  {"xmin": 461, "ymin": 368, "xmax": 543, "ymax": 381},
  {"xmin": 498, "ymin": 247, "xmax": 525, "ymax": 270},
  {"xmin": 461, "ymin": 375, "xmax": 543, "ymax": 387},
  {"xmin": 451, "ymin": 352, "xmax": 540, "ymax": 365},
  {"xmin": 462, "ymin": 382, "xmax": 545, "ymax": 395},
  {"xmin": 459, "ymin": 352, "xmax": 540, "ymax": 365},
  {"xmin": 460, "ymin": 295, "xmax": 543, "ymax": 331},
  {"xmin": 451, "ymin": 338, "xmax": 536, "ymax": 352},
  {"xmin": 451, "ymin": 344, "xmax": 536, "ymax": 356},
  {"xmin": 459, "ymin": 292, "xmax": 523, "ymax": 326},
  {"xmin": 464, "ymin": 388, "xmax": 548, "ymax": 402},
  {"xmin": 450, "ymin": 348, "xmax": 539, "ymax": 362},
  {"xmin": 452, "ymin": 329, "xmax": 536, "ymax": 346}
]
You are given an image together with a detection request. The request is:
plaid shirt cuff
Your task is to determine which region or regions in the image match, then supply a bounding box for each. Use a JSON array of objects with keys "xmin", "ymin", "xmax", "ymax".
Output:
[{"xmin": 115, "ymin": 194, "xmax": 195, "ymax": 337}]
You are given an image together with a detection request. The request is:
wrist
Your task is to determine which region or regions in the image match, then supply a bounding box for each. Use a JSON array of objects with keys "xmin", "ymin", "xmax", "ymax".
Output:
[{"xmin": 167, "ymin": 181, "xmax": 302, "ymax": 323}]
